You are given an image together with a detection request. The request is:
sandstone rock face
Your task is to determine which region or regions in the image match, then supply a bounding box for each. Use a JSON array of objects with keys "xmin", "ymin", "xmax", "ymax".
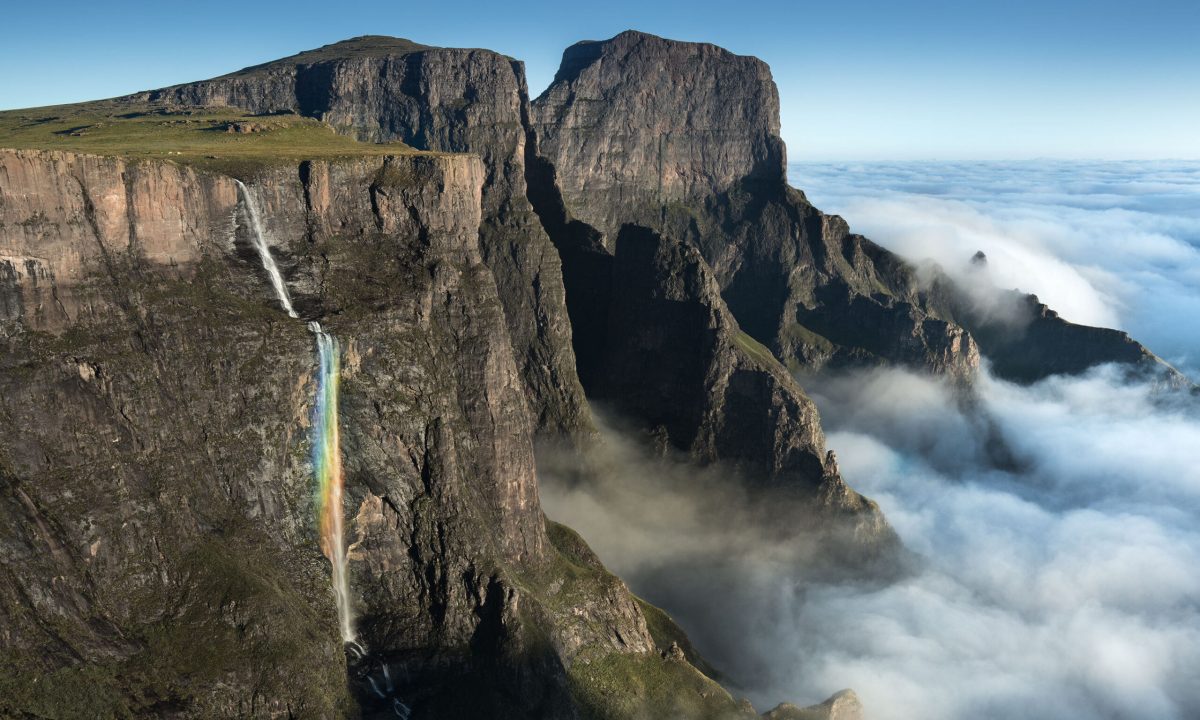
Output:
[
  {"xmin": 0, "ymin": 149, "xmax": 720, "ymax": 718},
  {"xmin": 136, "ymin": 36, "xmax": 591, "ymax": 437},
  {"xmin": 0, "ymin": 150, "xmax": 212, "ymax": 330}
]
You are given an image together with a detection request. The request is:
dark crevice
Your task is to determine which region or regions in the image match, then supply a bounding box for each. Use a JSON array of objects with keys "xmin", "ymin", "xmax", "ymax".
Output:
[{"xmin": 522, "ymin": 126, "xmax": 614, "ymax": 392}]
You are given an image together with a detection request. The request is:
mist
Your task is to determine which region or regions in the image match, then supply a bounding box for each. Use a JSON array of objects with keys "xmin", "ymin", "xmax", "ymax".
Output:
[
  {"xmin": 541, "ymin": 162, "xmax": 1200, "ymax": 719},
  {"xmin": 790, "ymin": 160, "xmax": 1200, "ymax": 375},
  {"xmin": 541, "ymin": 368, "xmax": 1200, "ymax": 719}
]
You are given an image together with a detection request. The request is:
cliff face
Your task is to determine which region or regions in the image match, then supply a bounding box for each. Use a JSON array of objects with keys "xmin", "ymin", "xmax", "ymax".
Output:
[
  {"xmin": 533, "ymin": 31, "xmax": 786, "ymax": 248},
  {"xmin": 593, "ymin": 224, "xmax": 890, "ymax": 544},
  {"xmin": 135, "ymin": 36, "xmax": 591, "ymax": 437},
  {"xmin": 531, "ymin": 30, "xmax": 1170, "ymax": 385},
  {"xmin": 0, "ymin": 148, "xmax": 739, "ymax": 719}
]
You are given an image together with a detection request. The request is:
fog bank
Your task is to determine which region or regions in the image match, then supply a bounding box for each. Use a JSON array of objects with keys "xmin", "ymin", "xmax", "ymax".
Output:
[{"xmin": 541, "ymin": 368, "xmax": 1200, "ymax": 719}]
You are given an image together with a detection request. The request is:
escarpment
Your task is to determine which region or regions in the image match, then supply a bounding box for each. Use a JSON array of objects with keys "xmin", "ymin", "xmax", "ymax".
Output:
[
  {"xmin": 0, "ymin": 147, "xmax": 751, "ymax": 719},
  {"xmin": 3, "ymin": 27, "xmax": 1186, "ymax": 720},
  {"xmin": 530, "ymin": 29, "xmax": 1174, "ymax": 384}
]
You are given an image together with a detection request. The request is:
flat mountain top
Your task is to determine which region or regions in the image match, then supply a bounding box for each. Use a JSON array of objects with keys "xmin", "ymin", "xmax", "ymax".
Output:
[
  {"xmin": 0, "ymin": 102, "xmax": 424, "ymax": 173},
  {"xmin": 224, "ymin": 35, "xmax": 436, "ymax": 77}
]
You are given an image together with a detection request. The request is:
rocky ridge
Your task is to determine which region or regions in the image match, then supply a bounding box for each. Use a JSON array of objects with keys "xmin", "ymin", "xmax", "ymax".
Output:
[{"xmin": 530, "ymin": 30, "xmax": 1174, "ymax": 385}]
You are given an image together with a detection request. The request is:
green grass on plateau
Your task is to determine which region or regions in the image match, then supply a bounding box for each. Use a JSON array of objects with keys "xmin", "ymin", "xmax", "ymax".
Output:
[{"xmin": 0, "ymin": 102, "xmax": 421, "ymax": 172}]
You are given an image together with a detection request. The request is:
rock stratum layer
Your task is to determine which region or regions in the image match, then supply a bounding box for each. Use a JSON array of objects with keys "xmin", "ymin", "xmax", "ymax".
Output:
[{"xmin": 0, "ymin": 29, "xmax": 1187, "ymax": 720}]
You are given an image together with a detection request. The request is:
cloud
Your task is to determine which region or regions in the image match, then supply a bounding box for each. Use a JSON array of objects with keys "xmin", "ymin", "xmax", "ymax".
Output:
[
  {"xmin": 540, "ymin": 368, "xmax": 1200, "ymax": 720},
  {"xmin": 792, "ymin": 366, "xmax": 1200, "ymax": 720},
  {"xmin": 790, "ymin": 160, "xmax": 1200, "ymax": 375}
]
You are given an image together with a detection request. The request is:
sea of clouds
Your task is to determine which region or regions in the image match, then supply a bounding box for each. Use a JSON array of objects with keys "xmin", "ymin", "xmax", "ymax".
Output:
[
  {"xmin": 791, "ymin": 160, "xmax": 1200, "ymax": 376},
  {"xmin": 541, "ymin": 162, "xmax": 1200, "ymax": 720}
]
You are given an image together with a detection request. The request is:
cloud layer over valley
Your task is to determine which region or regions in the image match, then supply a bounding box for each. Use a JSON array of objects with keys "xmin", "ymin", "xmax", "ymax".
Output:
[
  {"xmin": 542, "ymin": 162, "xmax": 1200, "ymax": 720},
  {"xmin": 791, "ymin": 161, "xmax": 1200, "ymax": 375}
]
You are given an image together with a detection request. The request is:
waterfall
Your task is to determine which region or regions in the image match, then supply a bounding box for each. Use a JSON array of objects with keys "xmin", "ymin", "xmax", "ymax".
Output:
[
  {"xmin": 235, "ymin": 179, "xmax": 298, "ymax": 318},
  {"xmin": 236, "ymin": 179, "xmax": 357, "ymax": 648},
  {"xmin": 310, "ymin": 321, "xmax": 357, "ymax": 646}
]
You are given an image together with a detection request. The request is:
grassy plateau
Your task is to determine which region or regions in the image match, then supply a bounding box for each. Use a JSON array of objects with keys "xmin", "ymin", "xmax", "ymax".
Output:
[{"xmin": 0, "ymin": 102, "xmax": 422, "ymax": 172}]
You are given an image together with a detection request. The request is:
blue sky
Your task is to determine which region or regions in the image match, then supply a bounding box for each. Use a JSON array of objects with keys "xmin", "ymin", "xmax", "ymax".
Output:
[{"xmin": 2, "ymin": 0, "xmax": 1198, "ymax": 159}]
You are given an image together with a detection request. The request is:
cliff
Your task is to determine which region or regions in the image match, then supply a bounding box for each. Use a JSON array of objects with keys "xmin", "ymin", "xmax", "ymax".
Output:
[
  {"xmin": 2, "ymin": 28, "xmax": 1181, "ymax": 720},
  {"xmin": 0, "ymin": 144, "xmax": 747, "ymax": 718},
  {"xmin": 132, "ymin": 35, "xmax": 591, "ymax": 438},
  {"xmin": 531, "ymin": 30, "xmax": 1173, "ymax": 385},
  {"xmin": 533, "ymin": 31, "xmax": 786, "ymax": 245}
]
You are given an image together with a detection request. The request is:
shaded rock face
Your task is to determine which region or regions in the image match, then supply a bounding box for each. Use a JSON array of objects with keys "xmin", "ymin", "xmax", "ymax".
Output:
[
  {"xmin": 0, "ymin": 149, "xmax": 719, "ymax": 719},
  {"xmin": 534, "ymin": 216, "xmax": 894, "ymax": 550},
  {"xmin": 137, "ymin": 36, "xmax": 590, "ymax": 438},
  {"xmin": 602, "ymin": 225, "xmax": 822, "ymax": 485},
  {"xmin": 532, "ymin": 30, "xmax": 1171, "ymax": 385},
  {"xmin": 948, "ymin": 289, "xmax": 1183, "ymax": 384}
]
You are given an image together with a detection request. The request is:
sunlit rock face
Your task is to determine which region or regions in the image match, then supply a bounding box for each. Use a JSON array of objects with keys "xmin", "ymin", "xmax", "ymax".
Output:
[
  {"xmin": 0, "ymin": 150, "xmax": 629, "ymax": 717},
  {"xmin": 533, "ymin": 30, "xmax": 787, "ymax": 248}
]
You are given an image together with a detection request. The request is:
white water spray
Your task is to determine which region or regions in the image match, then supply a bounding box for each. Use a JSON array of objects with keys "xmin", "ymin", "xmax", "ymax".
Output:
[{"xmin": 235, "ymin": 179, "xmax": 298, "ymax": 318}]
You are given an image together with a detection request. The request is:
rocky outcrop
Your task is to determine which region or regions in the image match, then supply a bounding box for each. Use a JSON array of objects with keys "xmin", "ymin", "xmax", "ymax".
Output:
[
  {"xmin": 0, "ymin": 148, "xmax": 738, "ymax": 719},
  {"xmin": 764, "ymin": 689, "xmax": 864, "ymax": 720},
  {"xmin": 532, "ymin": 30, "xmax": 1171, "ymax": 385},
  {"xmin": 601, "ymin": 225, "xmax": 879, "ymax": 517},
  {"xmin": 947, "ymin": 288, "xmax": 1184, "ymax": 384},
  {"xmin": 133, "ymin": 36, "xmax": 591, "ymax": 437}
]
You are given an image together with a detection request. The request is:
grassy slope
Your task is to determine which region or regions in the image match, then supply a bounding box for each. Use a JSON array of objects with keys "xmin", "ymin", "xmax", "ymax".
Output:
[
  {"xmin": 221, "ymin": 35, "xmax": 433, "ymax": 76},
  {"xmin": 539, "ymin": 521, "xmax": 753, "ymax": 720}
]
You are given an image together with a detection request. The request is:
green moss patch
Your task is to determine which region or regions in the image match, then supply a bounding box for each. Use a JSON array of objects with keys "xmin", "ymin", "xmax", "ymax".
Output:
[
  {"xmin": 735, "ymin": 330, "xmax": 785, "ymax": 372},
  {"xmin": 568, "ymin": 651, "xmax": 750, "ymax": 720}
]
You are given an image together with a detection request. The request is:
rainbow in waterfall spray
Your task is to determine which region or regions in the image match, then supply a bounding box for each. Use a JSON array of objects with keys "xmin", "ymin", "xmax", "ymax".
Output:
[
  {"xmin": 236, "ymin": 179, "xmax": 357, "ymax": 650},
  {"xmin": 310, "ymin": 321, "xmax": 357, "ymax": 647}
]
